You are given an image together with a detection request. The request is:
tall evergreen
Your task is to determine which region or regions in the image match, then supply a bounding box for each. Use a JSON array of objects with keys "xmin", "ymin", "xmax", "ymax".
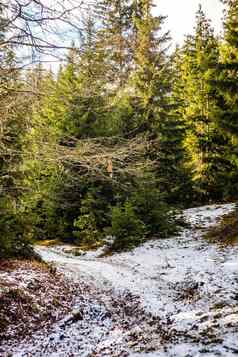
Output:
[
  {"xmin": 97, "ymin": 0, "xmax": 132, "ymax": 88},
  {"xmin": 131, "ymin": 0, "xmax": 170, "ymax": 135},
  {"xmin": 216, "ymin": 0, "xmax": 238, "ymax": 138},
  {"xmin": 178, "ymin": 6, "xmax": 233, "ymax": 201},
  {"xmin": 0, "ymin": 17, "xmax": 36, "ymax": 257},
  {"xmin": 159, "ymin": 47, "xmax": 193, "ymax": 204},
  {"xmin": 39, "ymin": 27, "xmax": 109, "ymax": 143},
  {"xmin": 211, "ymin": 0, "xmax": 238, "ymax": 199},
  {"xmin": 129, "ymin": 1, "xmax": 188, "ymax": 203},
  {"xmin": 2, "ymin": 0, "xmax": 238, "ymax": 258}
]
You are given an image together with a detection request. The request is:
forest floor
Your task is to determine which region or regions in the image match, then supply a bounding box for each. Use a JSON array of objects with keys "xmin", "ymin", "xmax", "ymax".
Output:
[
  {"xmin": 1, "ymin": 203, "xmax": 238, "ymax": 356},
  {"xmin": 0, "ymin": 259, "xmax": 83, "ymax": 355}
]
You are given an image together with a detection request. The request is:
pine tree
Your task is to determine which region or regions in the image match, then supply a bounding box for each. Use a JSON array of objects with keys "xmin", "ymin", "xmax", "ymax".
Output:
[
  {"xmin": 128, "ymin": 1, "xmax": 188, "ymax": 203},
  {"xmin": 131, "ymin": 0, "xmax": 170, "ymax": 135},
  {"xmin": 20, "ymin": 67, "xmax": 65, "ymax": 243},
  {"xmin": 0, "ymin": 12, "xmax": 36, "ymax": 257},
  {"xmin": 158, "ymin": 47, "xmax": 193, "ymax": 204},
  {"xmin": 74, "ymin": 13, "xmax": 109, "ymax": 137},
  {"xmin": 212, "ymin": 0, "xmax": 238, "ymax": 199},
  {"xmin": 217, "ymin": 0, "xmax": 238, "ymax": 138},
  {"xmin": 39, "ymin": 26, "xmax": 109, "ymax": 143},
  {"xmin": 97, "ymin": 0, "xmax": 132, "ymax": 88},
  {"xmin": 179, "ymin": 5, "xmax": 233, "ymax": 201}
]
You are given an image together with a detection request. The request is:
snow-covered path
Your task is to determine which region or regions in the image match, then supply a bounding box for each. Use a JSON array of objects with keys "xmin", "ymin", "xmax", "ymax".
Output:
[{"xmin": 6, "ymin": 204, "xmax": 238, "ymax": 356}]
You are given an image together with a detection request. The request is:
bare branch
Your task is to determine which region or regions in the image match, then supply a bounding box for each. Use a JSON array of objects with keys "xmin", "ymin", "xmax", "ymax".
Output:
[{"xmin": 0, "ymin": 0, "xmax": 85, "ymax": 56}]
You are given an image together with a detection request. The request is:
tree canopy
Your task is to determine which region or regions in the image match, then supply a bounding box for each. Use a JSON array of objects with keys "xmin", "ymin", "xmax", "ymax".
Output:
[{"xmin": 1, "ymin": 0, "xmax": 238, "ymax": 258}]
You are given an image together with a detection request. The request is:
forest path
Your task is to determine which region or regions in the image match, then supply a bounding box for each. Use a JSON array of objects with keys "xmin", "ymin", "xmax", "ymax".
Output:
[{"xmin": 8, "ymin": 204, "xmax": 238, "ymax": 356}]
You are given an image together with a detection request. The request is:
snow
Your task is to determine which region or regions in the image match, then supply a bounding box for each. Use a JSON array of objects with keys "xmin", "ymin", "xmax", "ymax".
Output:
[
  {"xmin": 5, "ymin": 203, "xmax": 238, "ymax": 356},
  {"xmin": 0, "ymin": 260, "xmax": 81, "ymax": 354}
]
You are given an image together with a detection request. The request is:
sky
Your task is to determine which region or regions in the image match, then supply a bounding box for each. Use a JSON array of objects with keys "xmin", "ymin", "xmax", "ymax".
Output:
[
  {"xmin": 155, "ymin": 0, "xmax": 225, "ymax": 45},
  {"xmin": 39, "ymin": 0, "xmax": 226, "ymax": 70}
]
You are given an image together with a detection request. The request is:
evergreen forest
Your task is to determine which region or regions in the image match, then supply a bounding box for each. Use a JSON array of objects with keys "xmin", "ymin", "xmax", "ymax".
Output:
[{"xmin": 1, "ymin": 0, "xmax": 238, "ymax": 259}]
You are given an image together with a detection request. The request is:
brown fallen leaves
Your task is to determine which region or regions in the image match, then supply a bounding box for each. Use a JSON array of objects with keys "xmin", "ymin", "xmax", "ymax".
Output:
[{"xmin": 0, "ymin": 260, "xmax": 81, "ymax": 346}]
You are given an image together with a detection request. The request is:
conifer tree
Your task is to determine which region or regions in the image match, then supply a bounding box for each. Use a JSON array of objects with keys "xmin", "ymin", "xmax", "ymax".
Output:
[
  {"xmin": 131, "ymin": 0, "xmax": 170, "ymax": 135},
  {"xmin": 180, "ymin": 5, "xmax": 233, "ymax": 201},
  {"xmin": 117, "ymin": 0, "xmax": 168, "ymax": 138},
  {"xmin": 74, "ymin": 13, "xmax": 109, "ymax": 137},
  {"xmin": 128, "ymin": 1, "xmax": 188, "ymax": 203},
  {"xmin": 97, "ymin": 0, "xmax": 132, "ymax": 88},
  {"xmin": 39, "ymin": 22, "xmax": 109, "ymax": 143},
  {"xmin": 217, "ymin": 0, "xmax": 238, "ymax": 132},
  {"xmin": 159, "ymin": 47, "xmax": 193, "ymax": 204},
  {"xmin": 0, "ymin": 14, "xmax": 36, "ymax": 257},
  {"xmin": 212, "ymin": 0, "xmax": 238, "ymax": 198}
]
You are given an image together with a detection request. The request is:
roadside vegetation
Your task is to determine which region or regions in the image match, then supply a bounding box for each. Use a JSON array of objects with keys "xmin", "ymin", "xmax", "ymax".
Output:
[{"xmin": 205, "ymin": 207, "xmax": 238, "ymax": 244}]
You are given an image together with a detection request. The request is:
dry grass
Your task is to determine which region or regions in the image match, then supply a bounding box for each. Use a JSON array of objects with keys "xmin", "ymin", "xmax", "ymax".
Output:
[
  {"xmin": 35, "ymin": 239, "xmax": 62, "ymax": 247},
  {"xmin": 205, "ymin": 209, "xmax": 238, "ymax": 244}
]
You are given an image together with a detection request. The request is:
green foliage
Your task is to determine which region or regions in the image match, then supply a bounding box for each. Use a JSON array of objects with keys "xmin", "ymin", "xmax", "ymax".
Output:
[
  {"xmin": 110, "ymin": 202, "xmax": 146, "ymax": 251},
  {"xmin": 130, "ymin": 178, "xmax": 179, "ymax": 237},
  {"xmin": 0, "ymin": 201, "xmax": 35, "ymax": 260},
  {"xmin": 72, "ymin": 183, "xmax": 114, "ymax": 246},
  {"xmin": 0, "ymin": 34, "xmax": 35, "ymax": 259},
  {"xmin": 210, "ymin": 0, "xmax": 238, "ymax": 200},
  {"xmin": 173, "ymin": 5, "xmax": 238, "ymax": 203},
  {"xmin": 129, "ymin": 1, "xmax": 190, "ymax": 205},
  {"xmin": 131, "ymin": 0, "xmax": 171, "ymax": 135},
  {"xmin": 73, "ymin": 214, "xmax": 99, "ymax": 246},
  {"xmin": 96, "ymin": 0, "xmax": 132, "ymax": 88},
  {"xmin": 106, "ymin": 175, "xmax": 181, "ymax": 252},
  {"xmin": 1, "ymin": 0, "xmax": 238, "ymax": 259}
]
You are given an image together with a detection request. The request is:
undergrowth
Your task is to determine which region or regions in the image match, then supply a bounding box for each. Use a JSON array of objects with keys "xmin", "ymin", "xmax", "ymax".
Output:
[{"xmin": 205, "ymin": 207, "xmax": 238, "ymax": 244}]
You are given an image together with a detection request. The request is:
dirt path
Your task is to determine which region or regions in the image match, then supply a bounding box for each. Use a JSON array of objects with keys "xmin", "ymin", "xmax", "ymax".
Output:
[{"xmin": 4, "ymin": 204, "xmax": 238, "ymax": 356}]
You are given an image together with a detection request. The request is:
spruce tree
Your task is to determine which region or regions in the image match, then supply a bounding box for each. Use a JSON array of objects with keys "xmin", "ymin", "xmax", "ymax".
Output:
[
  {"xmin": 180, "ymin": 5, "xmax": 233, "ymax": 201},
  {"xmin": 212, "ymin": 0, "xmax": 238, "ymax": 199},
  {"xmin": 160, "ymin": 47, "xmax": 193, "ymax": 204},
  {"xmin": 0, "ymin": 14, "xmax": 36, "ymax": 257},
  {"xmin": 217, "ymin": 0, "xmax": 238, "ymax": 139},
  {"xmin": 129, "ymin": 1, "xmax": 188, "ymax": 203},
  {"xmin": 97, "ymin": 0, "xmax": 132, "ymax": 88},
  {"xmin": 131, "ymin": 0, "xmax": 170, "ymax": 135},
  {"xmin": 39, "ymin": 25, "xmax": 108, "ymax": 143}
]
